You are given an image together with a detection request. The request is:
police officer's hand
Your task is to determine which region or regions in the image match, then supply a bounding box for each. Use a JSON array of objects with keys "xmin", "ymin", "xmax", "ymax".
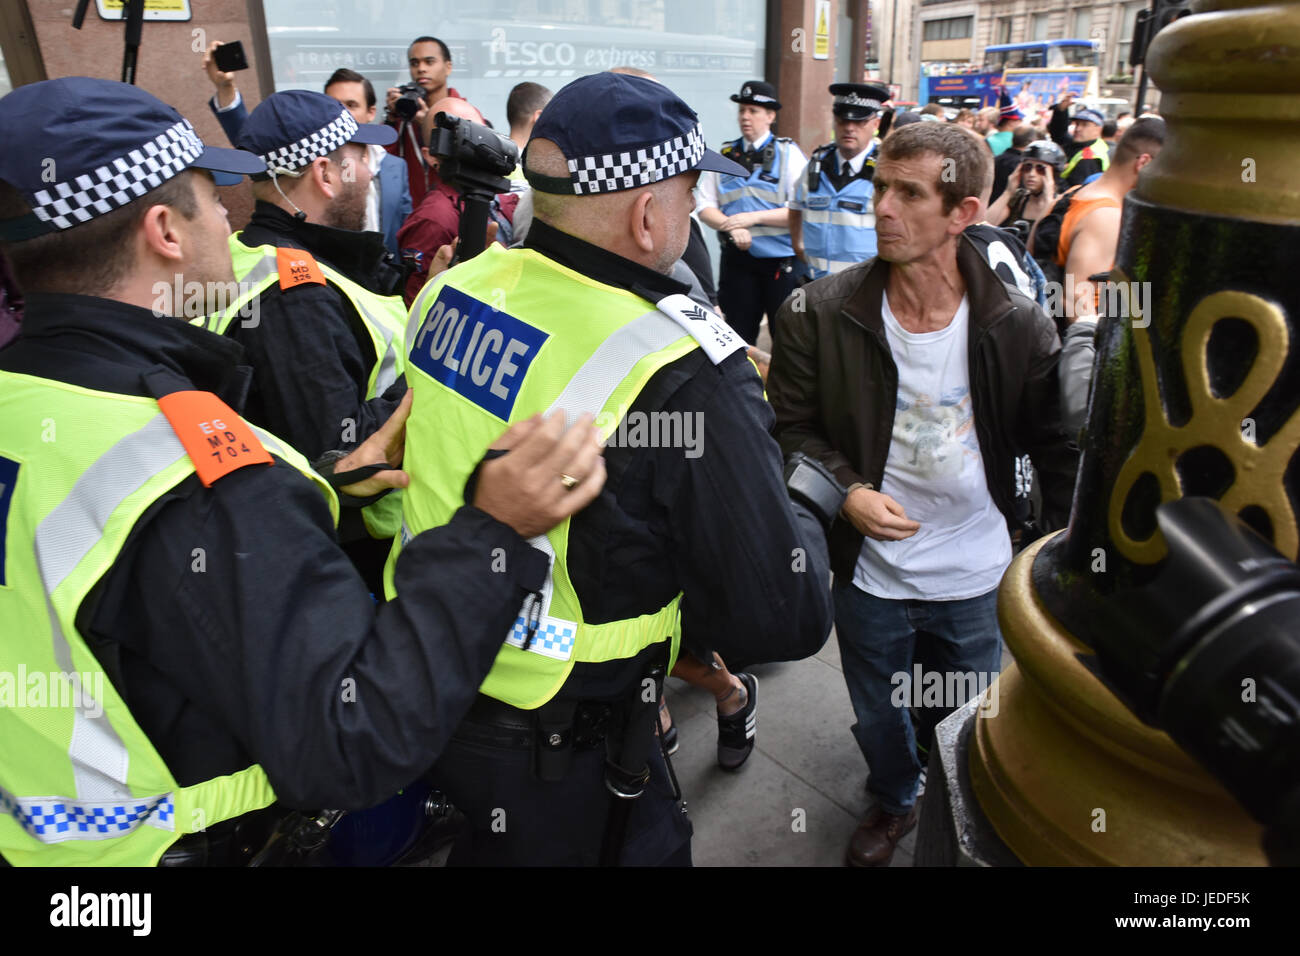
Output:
[
  {"xmin": 842, "ymin": 487, "xmax": 921, "ymax": 541},
  {"xmin": 730, "ymin": 228, "xmax": 753, "ymax": 251},
  {"xmin": 474, "ymin": 412, "xmax": 606, "ymax": 539},
  {"xmin": 333, "ymin": 390, "xmax": 414, "ymax": 497},
  {"xmin": 746, "ymin": 346, "xmax": 771, "ymax": 384}
]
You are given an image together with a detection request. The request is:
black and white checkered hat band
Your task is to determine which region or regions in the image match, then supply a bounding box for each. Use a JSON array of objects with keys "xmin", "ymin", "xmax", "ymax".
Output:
[
  {"xmin": 835, "ymin": 93, "xmax": 882, "ymax": 110},
  {"xmin": 30, "ymin": 119, "xmax": 204, "ymax": 231},
  {"xmin": 567, "ymin": 123, "xmax": 706, "ymax": 195},
  {"xmin": 260, "ymin": 110, "xmax": 359, "ymax": 173},
  {"xmin": 749, "ymin": 94, "xmax": 777, "ymax": 104}
]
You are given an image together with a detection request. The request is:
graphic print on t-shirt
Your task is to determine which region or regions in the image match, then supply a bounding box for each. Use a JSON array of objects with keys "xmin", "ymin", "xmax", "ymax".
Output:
[
  {"xmin": 853, "ymin": 291, "xmax": 1012, "ymax": 601},
  {"xmin": 895, "ymin": 386, "xmax": 978, "ymax": 480}
]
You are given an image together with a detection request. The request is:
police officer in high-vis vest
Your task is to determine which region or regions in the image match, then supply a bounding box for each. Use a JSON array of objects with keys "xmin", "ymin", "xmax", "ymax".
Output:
[
  {"xmin": 789, "ymin": 82, "xmax": 891, "ymax": 281},
  {"xmin": 207, "ymin": 91, "xmax": 411, "ymax": 586},
  {"xmin": 0, "ymin": 78, "xmax": 605, "ymax": 867},
  {"xmin": 392, "ymin": 72, "xmax": 839, "ymax": 866},
  {"xmin": 1048, "ymin": 94, "xmax": 1111, "ymax": 190},
  {"xmin": 697, "ymin": 80, "xmax": 808, "ymax": 345}
]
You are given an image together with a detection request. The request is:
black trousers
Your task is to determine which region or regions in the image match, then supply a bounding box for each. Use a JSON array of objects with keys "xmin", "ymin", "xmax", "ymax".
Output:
[
  {"xmin": 431, "ymin": 704, "xmax": 694, "ymax": 866},
  {"xmin": 717, "ymin": 243, "xmax": 801, "ymax": 345}
]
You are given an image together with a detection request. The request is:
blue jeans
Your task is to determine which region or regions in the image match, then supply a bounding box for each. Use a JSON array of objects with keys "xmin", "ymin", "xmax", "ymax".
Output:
[{"xmin": 833, "ymin": 580, "xmax": 1004, "ymax": 815}]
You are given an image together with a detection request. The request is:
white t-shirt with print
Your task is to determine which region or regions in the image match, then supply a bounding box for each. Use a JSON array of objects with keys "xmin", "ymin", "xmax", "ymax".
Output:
[{"xmin": 853, "ymin": 290, "xmax": 1012, "ymax": 600}]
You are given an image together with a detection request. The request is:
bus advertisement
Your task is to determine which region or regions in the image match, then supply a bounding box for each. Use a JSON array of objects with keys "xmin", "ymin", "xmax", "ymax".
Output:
[
  {"xmin": 923, "ymin": 40, "xmax": 1100, "ymax": 111},
  {"xmin": 1001, "ymin": 67, "xmax": 1099, "ymax": 121}
]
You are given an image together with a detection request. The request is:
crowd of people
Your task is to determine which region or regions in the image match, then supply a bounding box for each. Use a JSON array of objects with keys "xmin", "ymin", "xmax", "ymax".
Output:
[{"xmin": 0, "ymin": 33, "xmax": 1164, "ymax": 868}]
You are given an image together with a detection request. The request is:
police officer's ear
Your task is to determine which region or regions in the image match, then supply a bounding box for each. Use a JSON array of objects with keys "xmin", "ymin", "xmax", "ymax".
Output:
[
  {"xmin": 136, "ymin": 171, "xmax": 204, "ymax": 268},
  {"xmin": 628, "ymin": 187, "xmax": 658, "ymax": 255},
  {"xmin": 307, "ymin": 155, "xmax": 337, "ymax": 199}
]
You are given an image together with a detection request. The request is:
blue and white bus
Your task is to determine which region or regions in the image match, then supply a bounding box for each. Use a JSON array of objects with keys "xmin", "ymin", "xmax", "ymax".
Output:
[{"xmin": 982, "ymin": 39, "xmax": 1101, "ymax": 72}]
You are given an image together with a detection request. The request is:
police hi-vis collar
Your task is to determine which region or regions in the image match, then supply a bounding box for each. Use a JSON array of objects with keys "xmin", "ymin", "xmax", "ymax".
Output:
[
  {"xmin": 0, "ymin": 77, "xmax": 265, "ymax": 241},
  {"xmin": 236, "ymin": 90, "xmax": 396, "ymax": 178},
  {"xmin": 523, "ymin": 73, "xmax": 745, "ymax": 196}
]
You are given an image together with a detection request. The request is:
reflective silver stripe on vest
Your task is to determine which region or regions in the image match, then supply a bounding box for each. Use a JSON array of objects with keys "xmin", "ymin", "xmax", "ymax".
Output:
[
  {"xmin": 211, "ymin": 252, "xmax": 280, "ymax": 333},
  {"xmin": 249, "ymin": 425, "xmax": 291, "ymax": 461},
  {"xmin": 24, "ymin": 414, "xmax": 187, "ymax": 832},
  {"xmin": 240, "ymin": 252, "xmax": 280, "ymax": 291},
  {"xmin": 501, "ymin": 307, "xmax": 688, "ymax": 656},
  {"xmin": 808, "ymin": 256, "xmax": 864, "ymax": 276},
  {"xmin": 800, "ymin": 208, "xmax": 876, "ymax": 230},
  {"xmin": 347, "ymin": 292, "xmax": 401, "ymax": 396},
  {"xmin": 717, "ymin": 184, "xmax": 782, "ymax": 208},
  {"xmin": 545, "ymin": 308, "xmax": 685, "ymax": 428}
]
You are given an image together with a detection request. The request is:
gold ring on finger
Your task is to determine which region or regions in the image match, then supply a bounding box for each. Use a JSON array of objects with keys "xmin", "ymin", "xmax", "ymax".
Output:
[{"xmin": 559, "ymin": 473, "xmax": 581, "ymax": 490}]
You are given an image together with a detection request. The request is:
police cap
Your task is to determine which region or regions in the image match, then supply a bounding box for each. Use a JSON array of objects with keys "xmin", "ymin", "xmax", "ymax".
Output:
[
  {"xmin": 829, "ymin": 83, "xmax": 891, "ymax": 120},
  {"xmin": 730, "ymin": 80, "xmax": 782, "ymax": 111},
  {"xmin": 1072, "ymin": 108, "xmax": 1106, "ymax": 128},
  {"xmin": 237, "ymin": 90, "xmax": 397, "ymax": 179},
  {"xmin": 0, "ymin": 77, "xmax": 265, "ymax": 242},
  {"xmin": 524, "ymin": 73, "xmax": 745, "ymax": 196}
]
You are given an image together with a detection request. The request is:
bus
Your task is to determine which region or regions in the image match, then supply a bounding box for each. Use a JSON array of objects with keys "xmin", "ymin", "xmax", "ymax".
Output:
[{"xmin": 982, "ymin": 40, "xmax": 1101, "ymax": 72}]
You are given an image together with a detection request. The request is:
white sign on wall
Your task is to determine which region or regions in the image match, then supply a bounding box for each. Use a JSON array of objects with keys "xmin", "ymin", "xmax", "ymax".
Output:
[{"xmin": 97, "ymin": 0, "xmax": 193, "ymax": 21}]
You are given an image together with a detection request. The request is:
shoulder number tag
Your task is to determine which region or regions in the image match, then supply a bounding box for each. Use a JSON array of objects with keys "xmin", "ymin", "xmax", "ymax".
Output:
[
  {"xmin": 654, "ymin": 294, "xmax": 747, "ymax": 366},
  {"xmin": 157, "ymin": 391, "xmax": 273, "ymax": 487},
  {"xmin": 276, "ymin": 248, "xmax": 326, "ymax": 290}
]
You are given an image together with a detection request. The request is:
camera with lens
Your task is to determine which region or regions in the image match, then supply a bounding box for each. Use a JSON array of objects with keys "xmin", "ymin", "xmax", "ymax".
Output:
[
  {"xmin": 391, "ymin": 82, "xmax": 426, "ymax": 121},
  {"xmin": 1080, "ymin": 497, "xmax": 1300, "ymax": 864},
  {"xmin": 427, "ymin": 111, "xmax": 519, "ymax": 261}
]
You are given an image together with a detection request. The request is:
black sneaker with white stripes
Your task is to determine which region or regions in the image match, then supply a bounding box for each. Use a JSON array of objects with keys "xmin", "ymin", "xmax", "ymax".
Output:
[{"xmin": 716, "ymin": 673, "xmax": 757, "ymax": 771}]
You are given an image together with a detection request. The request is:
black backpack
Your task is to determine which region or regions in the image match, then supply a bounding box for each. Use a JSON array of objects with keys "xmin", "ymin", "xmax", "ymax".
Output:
[{"xmin": 1030, "ymin": 185, "xmax": 1083, "ymax": 287}]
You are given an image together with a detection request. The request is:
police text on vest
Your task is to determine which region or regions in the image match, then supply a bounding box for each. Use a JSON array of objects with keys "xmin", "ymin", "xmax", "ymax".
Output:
[{"xmin": 409, "ymin": 286, "xmax": 549, "ymax": 421}]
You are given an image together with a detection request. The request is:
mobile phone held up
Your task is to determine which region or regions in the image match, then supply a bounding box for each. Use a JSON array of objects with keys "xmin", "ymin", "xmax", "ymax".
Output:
[{"xmin": 213, "ymin": 41, "xmax": 249, "ymax": 74}]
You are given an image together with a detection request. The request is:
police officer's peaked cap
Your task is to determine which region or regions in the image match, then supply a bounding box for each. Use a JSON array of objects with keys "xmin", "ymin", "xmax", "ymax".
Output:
[
  {"xmin": 236, "ymin": 90, "xmax": 396, "ymax": 178},
  {"xmin": 524, "ymin": 73, "xmax": 745, "ymax": 196},
  {"xmin": 1072, "ymin": 107, "xmax": 1106, "ymax": 127},
  {"xmin": 0, "ymin": 77, "xmax": 264, "ymax": 242},
  {"xmin": 730, "ymin": 80, "xmax": 781, "ymax": 111},
  {"xmin": 829, "ymin": 83, "xmax": 891, "ymax": 120}
]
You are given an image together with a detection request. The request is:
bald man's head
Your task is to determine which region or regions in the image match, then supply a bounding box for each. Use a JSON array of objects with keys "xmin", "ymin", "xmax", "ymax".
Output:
[
  {"xmin": 420, "ymin": 96, "xmax": 486, "ymax": 143},
  {"xmin": 525, "ymin": 137, "xmax": 696, "ymax": 274}
]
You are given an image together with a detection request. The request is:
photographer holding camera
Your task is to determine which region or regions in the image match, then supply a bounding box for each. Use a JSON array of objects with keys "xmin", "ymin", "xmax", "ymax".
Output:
[
  {"xmin": 385, "ymin": 36, "xmax": 463, "ymax": 206},
  {"xmin": 396, "ymin": 98, "xmax": 519, "ymax": 303}
]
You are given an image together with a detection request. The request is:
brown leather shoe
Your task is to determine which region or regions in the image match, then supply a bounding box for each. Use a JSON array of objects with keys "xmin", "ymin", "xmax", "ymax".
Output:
[{"xmin": 845, "ymin": 800, "xmax": 919, "ymax": 867}]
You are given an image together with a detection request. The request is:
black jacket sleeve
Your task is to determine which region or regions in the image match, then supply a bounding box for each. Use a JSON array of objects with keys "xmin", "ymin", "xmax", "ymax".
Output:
[
  {"xmin": 227, "ymin": 282, "xmax": 405, "ymax": 460},
  {"xmin": 768, "ymin": 290, "xmax": 869, "ymax": 490},
  {"xmin": 658, "ymin": 353, "xmax": 833, "ymax": 665},
  {"xmin": 1013, "ymin": 306, "xmax": 1080, "ymax": 532},
  {"xmin": 86, "ymin": 459, "xmax": 546, "ymax": 810},
  {"xmin": 1048, "ymin": 105, "xmax": 1081, "ymax": 158}
]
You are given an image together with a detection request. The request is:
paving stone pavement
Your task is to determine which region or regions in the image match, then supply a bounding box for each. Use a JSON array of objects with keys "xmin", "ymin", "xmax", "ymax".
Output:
[{"xmin": 662, "ymin": 634, "xmax": 919, "ymax": 867}]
